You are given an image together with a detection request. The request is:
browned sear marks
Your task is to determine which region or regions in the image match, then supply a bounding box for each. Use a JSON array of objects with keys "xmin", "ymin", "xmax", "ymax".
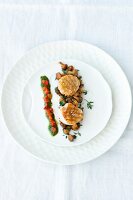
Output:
[
  {"xmin": 55, "ymin": 62, "xmax": 85, "ymax": 142},
  {"xmin": 58, "ymin": 75, "xmax": 80, "ymax": 96},
  {"xmin": 60, "ymin": 103, "xmax": 83, "ymax": 125}
]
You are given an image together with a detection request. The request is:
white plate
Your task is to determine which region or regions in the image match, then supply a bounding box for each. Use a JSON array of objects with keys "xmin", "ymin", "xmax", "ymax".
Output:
[
  {"xmin": 22, "ymin": 60, "xmax": 112, "ymax": 146},
  {"xmin": 1, "ymin": 41, "xmax": 132, "ymax": 165}
]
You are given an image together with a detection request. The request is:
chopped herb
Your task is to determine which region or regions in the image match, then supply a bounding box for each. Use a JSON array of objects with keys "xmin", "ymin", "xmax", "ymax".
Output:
[
  {"xmin": 48, "ymin": 125, "xmax": 58, "ymax": 136},
  {"xmin": 77, "ymin": 132, "xmax": 81, "ymax": 136},
  {"xmin": 73, "ymin": 135, "xmax": 77, "ymax": 139},
  {"xmin": 63, "ymin": 134, "xmax": 68, "ymax": 139},
  {"xmin": 48, "ymin": 125, "xmax": 52, "ymax": 134},
  {"xmin": 41, "ymin": 83, "xmax": 44, "ymax": 87},
  {"xmin": 84, "ymin": 99, "xmax": 94, "ymax": 109},
  {"xmin": 55, "ymin": 87, "xmax": 60, "ymax": 95},
  {"xmin": 78, "ymin": 103, "xmax": 82, "ymax": 108},
  {"xmin": 78, "ymin": 76, "xmax": 82, "ymax": 79},
  {"xmin": 59, "ymin": 101, "xmax": 65, "ymax": 106},
  {"xmin": 40, "ymin": 76, "xmax": 48, "ymax": 80},
  {"xmin": 83, "ymin": 90, "xmax": 88, "ymax": 95},
  {"xmin": 61, "ymin": 95, "xmax": 66, "ymax": 99},
  {"xmin": 74, "ymin": 131, "xmax": 81, "ymax": 136},
  {"xmin": 59, "ymin": 61, "xmax": 64, "ymax": 65},
  {"xmin": 77, "ymin": 123, "xmax": 83, "ymax": 127},
  {"xmin": 66, "ymin": 125, "xmax": 71, "ymax": 131},
  {"xmin": 48, "ymin": 102, "xmax": 52, "ymax": 107}
]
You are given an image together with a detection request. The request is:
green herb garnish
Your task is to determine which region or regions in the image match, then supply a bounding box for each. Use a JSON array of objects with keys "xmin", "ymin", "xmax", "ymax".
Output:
[
  {"xmin": 59, "ymin": 101, "xmax": 65, "ymax": 106},
  {"xmin": 48, "ymin": 125, "xmax": 58, "ymax": 136},
  {"xmin": 78, "ymin": 103, "xmax": 82, "ymax": 108},
  {"xmin": 55, "ymin": 87, "xmax": 60, "ymax": 95},
  {"xmin": 83, "ymin": 90, "xmax": 88, "ymax": 95},
  {"xmin": 85, "ymin": 99, "xmax": 94, "ymax": 109},
  {"xmin": 40, "ymin": 76, "xmax": 48, "ymax": 80},
  {"xmin": 66, "ymin": 125, "xmax": 71, "ymax": 131},
  {"xmin": 48, "ymin": 102, "xmax": 52, "ymax": 107},
  {"xmin": 41, "ymin": 83, "xmax": 44, "ymax": 87},
  {"xmin": 77, "ymin": 123, "xmax": 82, "ymax": 127},
  {"xmin": 74, "ymin": 131, "xmax": 81, "ymax": 136},
  {"xmin": 78, "ymin": 76, "xmax": 82, "ymax": 79}
]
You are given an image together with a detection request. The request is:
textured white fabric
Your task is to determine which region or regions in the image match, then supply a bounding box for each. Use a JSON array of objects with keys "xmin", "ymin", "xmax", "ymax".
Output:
[
  {"xmin": 0, "ymin": 0, "xmax": 133, "ymax": 5},
  {"xmin": 0, "ymin": 3, "xmax": 133, "ymax": 200}
]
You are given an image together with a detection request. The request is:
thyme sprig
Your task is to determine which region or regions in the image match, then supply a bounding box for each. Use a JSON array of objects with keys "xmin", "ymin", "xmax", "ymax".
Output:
[
  {"xmin": 74, "ymin": 131, "xmax": 81, "ymax": 136},
  {"xmin": 84, "ymin": 99, "xmax": 94, "ymax": 109}
]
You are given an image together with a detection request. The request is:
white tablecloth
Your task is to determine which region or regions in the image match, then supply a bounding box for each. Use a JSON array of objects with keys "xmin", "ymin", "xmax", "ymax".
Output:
[{"xmin": 0, "ymin": 2, "xmax": 133, "ymax": 200}]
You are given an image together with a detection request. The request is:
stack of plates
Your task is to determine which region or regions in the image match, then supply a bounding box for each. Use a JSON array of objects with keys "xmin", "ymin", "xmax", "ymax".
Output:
[{"xmin": 1, "ymin": 41, "xmax": 132, "ymax": 165}]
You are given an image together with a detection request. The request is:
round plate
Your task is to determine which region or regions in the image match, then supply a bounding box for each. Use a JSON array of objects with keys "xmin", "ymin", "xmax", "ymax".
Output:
[
  {"xmin": 1, "ymin": 41, "xmax": 132, "ymax": 165},
  {"xmin": 22, "ymin": 59, "xmax": 112, "ymax": 147}
]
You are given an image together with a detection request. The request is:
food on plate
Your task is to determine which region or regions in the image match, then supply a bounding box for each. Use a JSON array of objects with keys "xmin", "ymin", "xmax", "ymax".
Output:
[
  {"xmin": 58, "ymin": 75, "xmax": 80, "ymax": 96},
  {"xmin": 60, "ymin": 103, "xmax": 83, "ymax": 125},
  {"xmin": 41, "ymin": 76, "xmax": 58, "ymax": 136},
  {"xmin": 40, "ymin": 62, "xmax": 93, "ymax": 142},
  {"xmin": 55, "ymin": 62, "xmax": 85, "ymax": 142}
]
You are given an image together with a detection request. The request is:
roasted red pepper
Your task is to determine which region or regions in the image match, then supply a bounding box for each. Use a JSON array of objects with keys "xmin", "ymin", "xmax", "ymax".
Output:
[{"xmin": 41, "ymin": 76, "xmax": 58, "ymax": 136}]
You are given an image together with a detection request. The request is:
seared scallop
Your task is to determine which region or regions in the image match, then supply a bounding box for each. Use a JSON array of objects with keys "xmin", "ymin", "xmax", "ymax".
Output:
[
  {"xmin": 60, "ymin": 103, "xmax": 83, "ymax": 125},
  {"xmin": 58, "ymin": 75, "xmax": 80, "ymax": 96}
]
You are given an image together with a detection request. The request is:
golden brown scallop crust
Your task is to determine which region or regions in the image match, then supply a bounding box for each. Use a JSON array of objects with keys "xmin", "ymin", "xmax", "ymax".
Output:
[
  {"xmin": 60, "ymin": 103, "xmax": 83, "ymax": 125},
  {"xmin": 58, "ymin": 75, "xmax": 80, "ymax": 96}
]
